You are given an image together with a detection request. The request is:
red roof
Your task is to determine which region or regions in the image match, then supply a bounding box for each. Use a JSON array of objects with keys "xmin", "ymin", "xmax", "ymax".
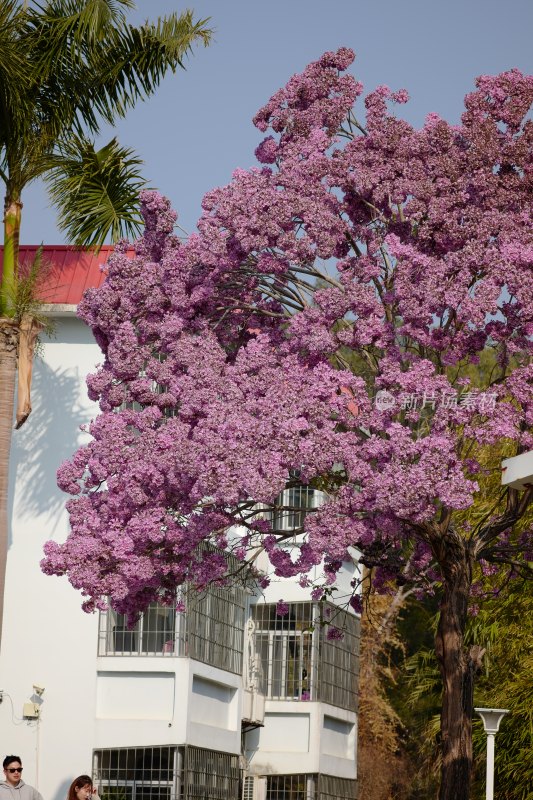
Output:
[{"xmin": 0, "ymin": 245, "xmax": 132, "ymax": 305}]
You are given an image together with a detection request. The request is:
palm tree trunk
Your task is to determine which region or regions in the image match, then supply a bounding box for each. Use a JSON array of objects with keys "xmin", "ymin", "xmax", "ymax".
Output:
[
  {"xmin": 1, "ymin": 198, "xmax": 22, "ymax": 316},
  {"xmin": 0, "ymin": 318, "xmax": 18, "ymax": 652},
  {"xmin": 0, "ymin": 194, "xmax": 22, "ymax": 650},
  {"xmin": 435, "ymin": 553, "xmax": 474, "ymax": 800}
]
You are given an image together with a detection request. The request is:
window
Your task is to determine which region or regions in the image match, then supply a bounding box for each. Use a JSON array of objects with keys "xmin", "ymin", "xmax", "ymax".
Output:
[
  {"xmin": 93, "ymin": 746, "xmax": 179, "ymax": 800},
  {"xmin": 266, "ymin": 775, "xmax": 315, "ymax": 800},
  {"xmin": 269, "ymin": 486, "xmax": 320, "ymax": 533},
  {"xmin": 98, "ymin": 585, "xmax": 246, "ymax": 675},
  {"xmin": 316, "ymin": 775, "xmax": 357, "ymax": 800},
  {"xmin": 252, "ymin": 603, "xmax": 316, "ymax": 701},
  {"xmin": 248, "ymin": 775, "xmax": 357, "ymax": 800},
  {"xmin": 93, "ymin": 746, "xmax": 240, "ymax": 800},
  {"xmin": 242, "ymin": 777, "xmax": 255, "ymax": 800},
  {"xmin": 98, "ymin": 603, "xmax": 186, "ymax": 657},
  {"xmin": 188, "ymin": 585, "xmax": 246, "ymax": 674},
  {"xmin": 318, "ymin": 610, "xmax": 359, "ymax": 712},
  {"xmin": 183, "ymin": 747, "xmax": 240, "ymax": 800},
  {"xmin": 251, "ymin": 603, "xmax": 359, "ymax": 711}
]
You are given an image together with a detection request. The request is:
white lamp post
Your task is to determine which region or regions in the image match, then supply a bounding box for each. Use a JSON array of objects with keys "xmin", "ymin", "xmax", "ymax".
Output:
[{"xmin": 474, "ymin": 707, "xmax": 509, "ymax": 800}]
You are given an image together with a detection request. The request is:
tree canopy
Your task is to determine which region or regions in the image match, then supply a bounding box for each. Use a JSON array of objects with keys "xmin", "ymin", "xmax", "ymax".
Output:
[{"xmin": 42, "ymin": 50, "xmax": 533, "ymax": 799}]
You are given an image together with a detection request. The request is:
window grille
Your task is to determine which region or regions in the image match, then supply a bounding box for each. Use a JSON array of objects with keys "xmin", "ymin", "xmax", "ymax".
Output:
[
  {"xmin": 183, "ymin": 747, "xmax": 240, "ymax": 800},
  {"xmin": 252, "ymin": 603, "xmax": 317, "ymax": 701},
  {"xmin": 98, "ymin": 603, "xmax": 186, "ymax": 657},
  {"xmin": 269, "ymin": 486, "xmax": 321, "ymax": 533},
  {"xmin": 318, "ymin": 608, "xmax": 359, "ymax": 712},
  {"xmin": 317, "ymin": 775, "xmax": 357, "ymax": 800},
  {"xmin": 93, "ymin": 746, "xmax": 179, "ymax": 800},
  {"xmin": 242, "ymin": 777, "xmax": 254, "ymax": 800},
  {"xmin": 251, "ymin": 603, "xmax": 359, "ymax": 710},
  {"xmin": 98, "ymin": 586, "xmax": 246, "ymax": 675},
  {"xmin": 266, "ymin": 775, "xmax": 315, "ymax": 800},
  {"xmin": 188, "ymin": 585, "xmax": 246, "ymax": 674},
  {"xmin": 94, "ymin": 746, "xmax": 241, "ymax": 800}
]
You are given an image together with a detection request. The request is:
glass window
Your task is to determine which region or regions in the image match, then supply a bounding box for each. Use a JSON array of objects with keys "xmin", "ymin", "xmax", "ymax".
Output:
[
  {"xmin": 93, "ymin": 747, "xmax": 178, "ymax": 800},
  {"xmin": 266, "ymin": 775, "xmax": 315, "ymax": 800},
  {"xmin": 252, "ymin": 603, "xmax": 316, "ymax": 701},
  {"xmin": 270, "ymin": 486, "xmax": 319, "ymax": 533},
  {"xmin": 98, "ymin": 585, "xmax": 246, "ymax": 675},
  {"xmin": 251, "ymin": 602, "xmax": 359, "ymax": 710},
  {"xmin": 98, "ymin": 603, "xmax": 185, "ymax": 657}
]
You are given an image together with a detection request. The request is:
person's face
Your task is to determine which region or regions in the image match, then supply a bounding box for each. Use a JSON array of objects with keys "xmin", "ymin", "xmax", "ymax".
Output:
[
  {"xmin": 4, "ymin": 763, "xmax": 23, "ymax": 786},
  {"xmin": 75, "ymin": 784, "xmax": 92, "ymax": 800}
]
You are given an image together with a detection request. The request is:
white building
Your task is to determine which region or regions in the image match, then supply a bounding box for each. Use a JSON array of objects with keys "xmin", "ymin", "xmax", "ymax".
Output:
[{"xmin": 0, "ymin": 248, "xmax": 360, "ymax": 800}]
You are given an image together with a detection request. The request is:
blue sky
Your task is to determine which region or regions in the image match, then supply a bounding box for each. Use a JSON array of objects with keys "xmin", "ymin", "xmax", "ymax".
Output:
[{"xmin": 21, "ymin": 0, "xmax": 533, "ymax": 243}]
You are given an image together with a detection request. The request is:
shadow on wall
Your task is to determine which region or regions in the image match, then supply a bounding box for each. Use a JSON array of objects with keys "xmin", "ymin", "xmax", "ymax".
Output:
[
  {"xmin": 53, "ymin": 777, "xmax": 73, "ymax": 800},
  {"xmin": 9, "ymin": 320, "xmax": 98, "ymax": 540}
]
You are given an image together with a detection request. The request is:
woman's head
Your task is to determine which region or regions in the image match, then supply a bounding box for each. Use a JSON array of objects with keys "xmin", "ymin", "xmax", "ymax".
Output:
[{"xmin": 68, "ymin": 776, "xmax": 93, "ymax": 800}]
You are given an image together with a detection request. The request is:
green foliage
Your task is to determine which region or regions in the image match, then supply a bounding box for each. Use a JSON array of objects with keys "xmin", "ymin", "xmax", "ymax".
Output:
[
  {"xmin": 470, "ymin": 582, "xmax": 533, "ymax": 800},
  {"xmin": 10, "ymin": 247, "xmax": 54, "ymax": 335},
  {"xmin": 397, "ymin": 582, "xmax": 533, "ymax": 800},
  {"xmin": 45, "ymin": 135, "xmax": 146, "ymax": 245},
  {"xmin": 0, "ymin": 0, "xmax": 212, "ymax": 248}
]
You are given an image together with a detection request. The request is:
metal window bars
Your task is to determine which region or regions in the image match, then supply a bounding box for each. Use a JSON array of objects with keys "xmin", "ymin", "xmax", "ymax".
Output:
[
  {"xmin": 265, "ymin": 775, "xmax": 315, "ymax": 800},
  {"xmin": 242, "ymin": 777, "xmax": 254, "ymax": 800},
  {"xmin": 98, "ymin": 603, "xmax": 186, "ymax": 657},
  {"xmin": 93, "ymin": 746, "xmax": 179, "ymax": 800},
  {"xmin": 268, "ymin": 486, "xmax": 322, "ymax": 533},
  {"xmin": 98, "ymin": 585, "xmax": 246, "ymax": 676},
  {"xmin": 188, "ymin": 585, "xmax": 246, "ymax": 675},
  {"xmin": 93, "ymin": 746, "xmax": 241, "ymax": 800},
  {"xmin": 251, "ymin": 602, "xmax": 359, "ymax": 711},
  {"xmin": 316, "ymin": 775, "xmax": 357, "ymax": 800},
  {"xmin": 251, "ymin": 603, "xmax": 316, "ymax": 701},
  {"xmin": 183, "ymin": 747, "xmax": 240, "ymax": 800},
  {"xmin": 318, "ymin": 610, "xmax": 360, "ymax": 712}
]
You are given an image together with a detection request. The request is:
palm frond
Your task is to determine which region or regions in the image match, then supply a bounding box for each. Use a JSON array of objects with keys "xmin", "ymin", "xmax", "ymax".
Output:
[
  {"xmin": 27, "ymin": 0, "xmax": 134, "ymax": 54},
  {"xmin": 77, "ymin": 10, "xmax": 212, "ymax": 126},
  {"xmin": 0, "ymin": 1, "xmax": 33, "ymax": 160},
  {"xmin": 45, "ymin": 135, "xmax": 147, "ymax": 246},
  {"xmin": 24, "ymin": 4, "xmax": 212, "ymax": 132}
]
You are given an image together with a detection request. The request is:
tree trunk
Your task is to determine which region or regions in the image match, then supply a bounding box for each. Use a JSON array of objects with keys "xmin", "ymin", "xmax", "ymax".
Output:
[
  {"xmin": 0, "ymin": 191, "xmax": 23, "ymax": 652},
  {"xmin": 1, "ymin": 198, "xmax": 22, "ymax": 316},
  {"xmin": 15, "ymin": 314, "xmax": 42, "ymax": 429},
  {"xmin": 0, "ymin": 318, "xmax": 19, "ymax": 652},
  {"xmin": 435, "ymin": 548, "xmax": 475, "ymax": 800}
]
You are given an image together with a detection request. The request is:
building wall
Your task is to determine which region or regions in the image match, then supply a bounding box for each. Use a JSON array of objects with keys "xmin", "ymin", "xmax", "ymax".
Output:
[
  {"xmin": 0, "ymin": 315, "xmax": 360, "ymax": 800},
  {"xmin": 1, "ymin": 318, "xmax": 103, "ymax": 800}
]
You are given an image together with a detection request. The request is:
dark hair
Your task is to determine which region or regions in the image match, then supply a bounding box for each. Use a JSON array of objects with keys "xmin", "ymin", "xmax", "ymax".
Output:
[
  {"xmin": 67, "ymin": 776, "xmax": 93, "ymax": 800},
  {"xmin": 3, "ymin": 757, "xmax": 22, "ymax": 770}
]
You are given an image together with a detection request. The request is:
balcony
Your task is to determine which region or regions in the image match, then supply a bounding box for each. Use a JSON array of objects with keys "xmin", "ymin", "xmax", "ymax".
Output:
[
  {"xmin": 250, "ymin": 602, "xmax": 359, "ymax": 711},
  {"xmin": 98, "ymin": 585, "xmax": 246, "ymax": 676}
]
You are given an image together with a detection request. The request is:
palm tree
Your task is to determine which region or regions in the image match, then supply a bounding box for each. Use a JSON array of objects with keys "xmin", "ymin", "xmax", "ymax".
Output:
[{"xmin": 0, "ymin": 0, "xmax": 212, "ymax": 648}]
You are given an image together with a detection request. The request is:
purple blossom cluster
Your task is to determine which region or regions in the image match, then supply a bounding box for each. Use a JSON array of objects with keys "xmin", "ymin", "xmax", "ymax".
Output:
[{"xmin": 41, "ymin": 50, "xmax": 533, "ymax": 618}]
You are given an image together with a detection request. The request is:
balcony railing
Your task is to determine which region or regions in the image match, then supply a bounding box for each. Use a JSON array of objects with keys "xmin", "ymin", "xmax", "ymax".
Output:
[{"xmin": 98, "ymin": 585, "xmax": 246, "ymax": 675}]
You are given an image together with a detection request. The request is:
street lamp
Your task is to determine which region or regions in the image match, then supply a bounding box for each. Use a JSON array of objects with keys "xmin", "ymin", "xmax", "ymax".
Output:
[{"xmin": 474, "ymin": 707, "xmax": 509, "ymax": 800}]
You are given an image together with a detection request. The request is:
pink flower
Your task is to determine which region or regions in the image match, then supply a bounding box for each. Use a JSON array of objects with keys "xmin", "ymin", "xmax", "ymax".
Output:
[
  {"xmin": 41, "ymin": 54, "xmax": 533, "ymax": 625},
  {"xmin": 276, "ymin": 600, "xmax": 290, "ymax": 617}
]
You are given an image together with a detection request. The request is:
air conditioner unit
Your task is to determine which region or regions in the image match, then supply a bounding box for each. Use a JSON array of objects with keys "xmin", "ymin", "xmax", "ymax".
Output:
[
  {"xmin": 242, "ymin": 776, "xmax": 266, "ymax": 800},
  {"xmin": 242, "ymin": 688, "xmax": 265, "ymax": 725}
]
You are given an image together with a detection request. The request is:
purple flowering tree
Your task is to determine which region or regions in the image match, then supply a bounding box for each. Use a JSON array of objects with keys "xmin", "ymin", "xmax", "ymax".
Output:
[{"xmin": 42, "ymin": 50, "xmax": 533, "ymax": 800}]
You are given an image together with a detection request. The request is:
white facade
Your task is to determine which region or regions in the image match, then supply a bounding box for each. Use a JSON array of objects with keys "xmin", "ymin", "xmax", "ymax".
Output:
[{"xmin": 0, "ymin": 313, "xmax": 360, "ymax": 800}]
